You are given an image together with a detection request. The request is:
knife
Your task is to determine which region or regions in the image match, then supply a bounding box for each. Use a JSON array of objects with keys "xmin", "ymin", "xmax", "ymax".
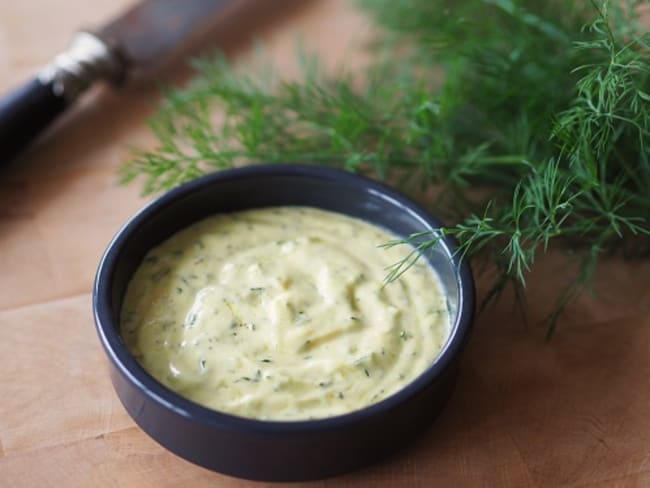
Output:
[{"xmin": 0, "ymin": 0, "xmax": 239, "ymax": 163}]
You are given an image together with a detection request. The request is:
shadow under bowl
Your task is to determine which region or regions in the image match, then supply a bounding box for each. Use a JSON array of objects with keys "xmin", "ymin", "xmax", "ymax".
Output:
[{"xmin": 93, "ymin": 164, "xmax": 475, "ymax": 481}]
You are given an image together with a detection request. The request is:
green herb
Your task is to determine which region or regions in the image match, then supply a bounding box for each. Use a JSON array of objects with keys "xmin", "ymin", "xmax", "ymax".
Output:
[
  {"xmin": 371, "ymin": 389, "xmax": 385, "ymax": 401},
  {"xmin": 122, "ymin": 0, "xmax": 650, "ymax": 334},
  {"xmin": 149, "ymin": 267, "xmax": 170, "ymax": 282},
  {"xmin": 236, "ymin": 371, "xmax": 262, "ymax": 383}
]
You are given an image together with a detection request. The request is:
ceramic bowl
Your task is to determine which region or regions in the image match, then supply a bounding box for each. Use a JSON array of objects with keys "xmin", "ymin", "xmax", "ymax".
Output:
[{"xmin": 93, "ymin": 164, "xmax": 475, "ymax": 481}]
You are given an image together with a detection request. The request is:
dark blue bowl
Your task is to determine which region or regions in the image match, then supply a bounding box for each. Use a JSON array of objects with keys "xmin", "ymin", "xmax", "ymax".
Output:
[{"xmin": 93, "ymin": 164, "xmax": 474, "ymax": 481}]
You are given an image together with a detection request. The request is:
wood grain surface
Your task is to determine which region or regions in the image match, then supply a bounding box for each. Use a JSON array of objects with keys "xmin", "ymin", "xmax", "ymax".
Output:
[{"xmin": 1, "ymin": 1, "xmax": 649, "ymax": 486}]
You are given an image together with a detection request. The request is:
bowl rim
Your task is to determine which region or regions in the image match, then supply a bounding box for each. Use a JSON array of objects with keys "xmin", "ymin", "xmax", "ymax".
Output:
[{"xmin": 93, "ymin": 163, "xmax": 475, "ymax": 434}]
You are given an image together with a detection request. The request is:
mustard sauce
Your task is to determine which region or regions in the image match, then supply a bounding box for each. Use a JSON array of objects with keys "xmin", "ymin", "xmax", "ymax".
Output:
[{"xmin": 121, "ymin": 207, "xmax": 449, "ymax": 420}]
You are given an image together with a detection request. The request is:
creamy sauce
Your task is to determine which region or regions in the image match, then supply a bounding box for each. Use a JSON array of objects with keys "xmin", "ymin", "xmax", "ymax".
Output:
[{"xmin": 121, "ymin": 207, "xmax": 449, "ymax": 420}]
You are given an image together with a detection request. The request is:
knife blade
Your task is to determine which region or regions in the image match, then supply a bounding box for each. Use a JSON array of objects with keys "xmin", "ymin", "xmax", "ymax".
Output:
[
  {"xmin": 99, "ymin": 0, "xmax": 238, "ymax": 77},
  {"xmin": 0, "ymin": 0, "xmax": 240, "ymax": 163}
]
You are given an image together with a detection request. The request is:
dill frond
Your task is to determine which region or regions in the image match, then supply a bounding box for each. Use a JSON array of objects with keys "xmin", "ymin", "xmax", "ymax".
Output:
[{"xmin": 122, "ymin": 0, "xmax": 650, "ymax": 334}]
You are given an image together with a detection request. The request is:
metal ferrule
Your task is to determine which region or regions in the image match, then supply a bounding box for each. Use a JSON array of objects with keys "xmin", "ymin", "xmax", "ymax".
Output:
[{"xmin": 38, "ymin": 31, "xmax": 125, "ymax": 102}]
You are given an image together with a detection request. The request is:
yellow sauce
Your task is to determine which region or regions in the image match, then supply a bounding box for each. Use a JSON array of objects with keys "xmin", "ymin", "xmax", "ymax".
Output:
[{"xmin": 121, "ymin": 207, "xmax": 449, "ymax": 420}]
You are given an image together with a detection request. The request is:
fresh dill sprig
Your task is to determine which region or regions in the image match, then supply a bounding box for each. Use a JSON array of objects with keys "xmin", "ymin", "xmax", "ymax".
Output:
[{"xmin": 121, "ymin": 0, "xmax": 650, "ymax": 333}]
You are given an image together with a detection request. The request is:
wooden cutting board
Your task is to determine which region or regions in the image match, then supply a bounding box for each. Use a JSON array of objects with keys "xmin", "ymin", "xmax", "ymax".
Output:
[{"xmin": 1, "ymin": 1, "xmax": 649, "ymax": 486}]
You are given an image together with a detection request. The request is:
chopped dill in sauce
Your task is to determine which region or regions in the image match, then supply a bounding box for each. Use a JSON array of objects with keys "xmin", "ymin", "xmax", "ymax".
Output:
[{"xmin": 121, "ymin": 207, "xmax": 449, "ymax": 421}]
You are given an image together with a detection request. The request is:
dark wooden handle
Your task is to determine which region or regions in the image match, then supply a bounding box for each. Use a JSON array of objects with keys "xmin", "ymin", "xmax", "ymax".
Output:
[{"xmin": 0, "ymin": 77, "xmax": 68, "ymax": 163}]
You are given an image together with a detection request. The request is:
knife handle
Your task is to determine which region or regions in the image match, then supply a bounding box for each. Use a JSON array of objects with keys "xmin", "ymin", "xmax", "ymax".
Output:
[
  {"xmin": 0, "ymin": 31, "xmax": 124, "ymax": 164},
  {"xmin": 0, "ymin": 77, "xmax": 68, "ymax": 163}
]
